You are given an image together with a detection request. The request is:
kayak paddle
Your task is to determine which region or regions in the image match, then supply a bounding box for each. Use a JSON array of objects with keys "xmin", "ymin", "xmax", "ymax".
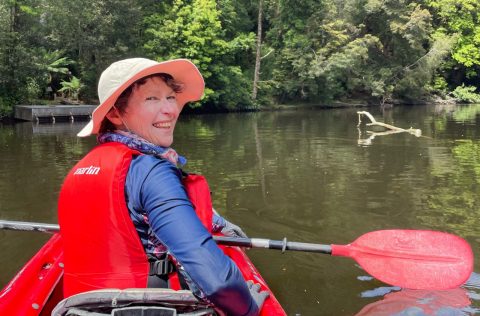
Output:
[
  {"xmin": 215, "ymin": 230, "xmax": 474, "ymax": 290},
  {"xmin": 0, "ymin": 220, "xmax": 473, "ymax": 290}
]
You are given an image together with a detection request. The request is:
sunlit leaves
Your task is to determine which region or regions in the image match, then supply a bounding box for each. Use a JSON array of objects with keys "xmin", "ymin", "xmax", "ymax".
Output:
[
  {"xmin": 143, "ymin": 0, "xmax": 255, "ymax": 109},
  {"xmin": 58, "ymin": 76, "xmax": 84, "ymax": 101},
  {"xmin": 452, "ymin": 85, "xmax": 480, "ymax": 103},
  {"xmin": 426, "ymin": 0, "xmax": 480, "ymax": 72}
]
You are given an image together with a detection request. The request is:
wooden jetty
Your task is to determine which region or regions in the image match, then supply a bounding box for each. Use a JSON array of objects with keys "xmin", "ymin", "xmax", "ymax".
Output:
[{"xmin": 15, "ymin": 105, "xmax": 96, "ymax": 123}]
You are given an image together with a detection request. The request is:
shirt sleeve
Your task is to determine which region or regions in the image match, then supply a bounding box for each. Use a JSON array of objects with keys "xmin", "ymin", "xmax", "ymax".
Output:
[
  {"xmin": 126, "ymin": 155, "xmax": 259, "ymax": 316},
  {"xmin": 212, "ymin": 213, "xmax": 227, "ymax": 233}
]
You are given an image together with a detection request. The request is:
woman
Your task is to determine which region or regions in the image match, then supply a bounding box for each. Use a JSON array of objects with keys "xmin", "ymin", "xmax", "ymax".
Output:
[{"xmin": 58, "ymin": 58, "xmax": 268, "ymax": 315}]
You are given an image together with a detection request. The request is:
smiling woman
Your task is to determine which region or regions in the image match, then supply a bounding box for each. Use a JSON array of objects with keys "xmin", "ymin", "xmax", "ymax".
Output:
[
  {"xmin": 57, "ymin": 58, "xmax": 273, "ymax": 315},
  {"xmin": 105, "ymin": 75, "xmax": 180, "ymax": 147},
  {"xmin": 100, "ymin": 73, "xmax": 183, "ymax": 147}
]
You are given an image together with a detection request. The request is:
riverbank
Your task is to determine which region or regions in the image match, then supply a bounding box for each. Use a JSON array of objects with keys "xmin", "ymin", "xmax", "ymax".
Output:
[
  {"xmin": 258, "ymin": 96, "xmax": 460, "ymax": 112},
  {"xmin": 0, "ymin": 96, "xmax": 464, "ymax": 123}
]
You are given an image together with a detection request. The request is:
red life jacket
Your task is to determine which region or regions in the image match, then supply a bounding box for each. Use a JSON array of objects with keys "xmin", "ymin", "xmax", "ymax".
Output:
[{"xmin": 58, "ymin": 142, "xmax": 213, "ymax": 297}]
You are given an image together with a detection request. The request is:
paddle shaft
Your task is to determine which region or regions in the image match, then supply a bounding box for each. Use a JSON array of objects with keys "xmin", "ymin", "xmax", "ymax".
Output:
[
  {"xmin": 0, "ymin": 220, "xmax": 60, "ymax": 234},
  {"xmin": 0, "ymin": 220, "xmax": 333, "ymax": 254},
  {"xmin": 214, "ymin": 236, "xmax": 332, "ymax": 254}
]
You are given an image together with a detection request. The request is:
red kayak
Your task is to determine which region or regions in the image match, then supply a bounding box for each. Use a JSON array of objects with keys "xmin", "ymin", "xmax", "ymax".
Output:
[{"xmin": 0, "ymin": 233, "xmax": 286, "ymax": 315}]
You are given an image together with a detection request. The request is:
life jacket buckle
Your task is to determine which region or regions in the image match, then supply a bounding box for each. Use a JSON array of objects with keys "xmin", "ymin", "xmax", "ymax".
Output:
[{"xmin": 149, "ymin": 259, "xmax": 176, "ymax": 276}]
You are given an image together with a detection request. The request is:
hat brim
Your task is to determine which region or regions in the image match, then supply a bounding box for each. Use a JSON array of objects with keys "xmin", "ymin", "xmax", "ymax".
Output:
[{"xmin": 77, "ymin": 59, "xmax": 204, "ymax": 137}]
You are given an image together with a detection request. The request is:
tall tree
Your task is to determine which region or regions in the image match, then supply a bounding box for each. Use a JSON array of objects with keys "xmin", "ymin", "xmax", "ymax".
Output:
[
  {"xmin": 252, "ymin": 0, "xmax": 263, "ymax": 100},
  {"xmin": 0, "ymin": 0, "xmax": 47, "ymax": 111}
]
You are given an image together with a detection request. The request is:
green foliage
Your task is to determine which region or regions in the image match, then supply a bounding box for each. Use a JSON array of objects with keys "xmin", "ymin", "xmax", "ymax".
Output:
[
  {"xmin": 263, "ymin": 0, "xmax": 453, "ymax": 104},
  {"xmin": 0, "ymin": 97, "xmax": 12, "ymax": 119},
  {"xmin": 25, "ymin": 77, "xmax": 42, "ymax": 100},
  {"xmin": 217, "ymin": 0, "xmax": 254, "ymax": 38},
  {"xmin": 263, "ymin": 0, "xmax": 328, "ymax": 101},
  {"xmin": 323, "ymin": 35, "xmax": 383, "ymax": 98},
  {"xmin": 0, "ymin": 0, "xmax": 478, "ymax": 113},
  {"xmin": 426, "ymin": 0, "xmax": 480, "ymax": 86},
  {"xmin": 394, "ymin": 34, "xmax": 456, "ymax": 101},
  {"xmin": 143, "ymin": 0, "xmax": 255, "ymax": 110},
  {"xmin": 41, "ymin": 0, "xmax": 145, "ymax": 99},
  {"xmin": 58, "ymin": 76, "xmax": 84, "ymax": 101},
  {"xmin": 0, "ymin": 1, "xmax": 39, "ymax": 111},
  {"xmin": 452, "ymin": 85, "xmax": 480, "ymax": 103},
  {"xmin": 40, "ymin": 50, "xmax": 73, "ymax": 76},
  {"xmin": 30, "ymin": 49, "xmax": 75, "ymax": 97},
  {"xmin": 432, "ymin": 76, "xmax": 448, "ymax": 92}
]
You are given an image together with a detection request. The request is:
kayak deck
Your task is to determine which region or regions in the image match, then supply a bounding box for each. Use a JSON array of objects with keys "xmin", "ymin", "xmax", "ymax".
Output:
[{"xmin": 0, "ymin": 233, "xmax": 286, "ymax": 315}]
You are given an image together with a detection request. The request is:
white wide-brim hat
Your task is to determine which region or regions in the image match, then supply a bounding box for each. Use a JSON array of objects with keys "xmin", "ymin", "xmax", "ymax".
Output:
[{"xmin": 77, "ymin": 58, "xmax": 204, "ymax": 137}]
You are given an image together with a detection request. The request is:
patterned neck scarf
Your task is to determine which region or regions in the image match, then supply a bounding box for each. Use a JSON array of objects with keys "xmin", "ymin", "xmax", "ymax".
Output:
[{"xmin": 97, "ymin": 130, "xmax": 186, "ymax": 166}]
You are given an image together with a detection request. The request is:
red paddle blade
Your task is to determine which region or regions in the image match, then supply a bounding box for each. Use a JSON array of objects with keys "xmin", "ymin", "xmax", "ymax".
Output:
[{"xmin": 331, "ymin": 230, "xmax": 473, "ymax": 290}]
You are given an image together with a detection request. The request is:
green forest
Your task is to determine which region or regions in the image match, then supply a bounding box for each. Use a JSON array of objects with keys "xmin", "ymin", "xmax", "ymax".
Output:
[{"xmin": 0, "ymin": 0, "xmax": 479, "ymax": 118}]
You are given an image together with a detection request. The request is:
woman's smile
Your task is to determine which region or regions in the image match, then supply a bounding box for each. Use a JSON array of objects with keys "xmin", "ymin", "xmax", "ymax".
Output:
[{"xmin": 153, "ymin": 121, "xmax": 173, "ymax": 129}]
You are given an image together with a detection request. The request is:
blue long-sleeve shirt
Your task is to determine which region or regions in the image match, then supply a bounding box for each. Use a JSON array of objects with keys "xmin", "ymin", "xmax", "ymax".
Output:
[{"xmin": 125, "ymin": 155, "xmax": 258, "ymax": 316}]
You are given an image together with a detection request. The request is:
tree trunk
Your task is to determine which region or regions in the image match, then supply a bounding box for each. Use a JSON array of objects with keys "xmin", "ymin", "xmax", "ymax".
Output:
[
  {"xmin": 6, "ymin": 3, "xmax": 19, "ymax": 94},
  {"xmin": 252, "ymin": 0, "xmax": 263, "ymax": 100}
]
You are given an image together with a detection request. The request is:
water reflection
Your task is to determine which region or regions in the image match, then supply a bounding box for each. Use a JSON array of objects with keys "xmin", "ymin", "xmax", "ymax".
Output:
[
  {"xmin": 450, "ymin": 104, "xmax": 480, "ymax": 123},
  {"xmin": 356, "ymin": 273, "xmax": 480, "ymax": 315},
  {"xmin": 0, "ymin": 122, "xmax": 95, "ymax": 223},
  {"xmin": 356, "ymin": 287, "xmax": 472, "ymax": 315},
  {"xmin": 358, "ymin": 128, "xmax": 415, "ymax": 146},
  {"xmin": 13, "ymin": 121, "xmax": 86, "ymax": 136}
]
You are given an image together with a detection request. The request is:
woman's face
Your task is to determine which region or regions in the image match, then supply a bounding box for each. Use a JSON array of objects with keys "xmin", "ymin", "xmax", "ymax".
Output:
[{"xmin": 117, "ymin": 76, "xmax": 180, "ymax": 147}]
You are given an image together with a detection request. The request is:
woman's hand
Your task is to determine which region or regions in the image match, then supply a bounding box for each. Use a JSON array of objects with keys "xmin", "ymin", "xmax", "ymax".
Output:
[
  {"xmin": 247, "ymin": 280, "xmax": 269, "ymax": 313},
  {"xmin": 221, "ymin": 219, "xmax": 248, "ymax": 238}
]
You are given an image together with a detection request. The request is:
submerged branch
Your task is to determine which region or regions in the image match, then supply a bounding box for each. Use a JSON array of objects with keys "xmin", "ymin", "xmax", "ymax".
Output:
[{"xmin": 357, "ymin": 111, "xmax": 422, "ymax": 145}]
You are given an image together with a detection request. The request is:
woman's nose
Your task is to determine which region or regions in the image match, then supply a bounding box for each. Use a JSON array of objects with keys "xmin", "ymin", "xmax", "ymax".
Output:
[{"xmin": 160, "ymin": 98, "xmax": 178, "ymax": 116}]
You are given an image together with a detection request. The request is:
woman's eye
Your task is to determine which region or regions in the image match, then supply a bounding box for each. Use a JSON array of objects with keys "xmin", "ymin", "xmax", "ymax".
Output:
[
  {"xmin": 146, "ymin": 96, "xmax": 158, "ymax": 101},
  {"xmin": 167, "ymin": 95, "xmax": 176, "ymax": 101}
]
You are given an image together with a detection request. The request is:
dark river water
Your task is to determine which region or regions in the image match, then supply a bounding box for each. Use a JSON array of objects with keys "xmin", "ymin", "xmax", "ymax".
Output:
[{"xmin": 1, "ymin": 105, "xmax": 479, "ymax": 315}]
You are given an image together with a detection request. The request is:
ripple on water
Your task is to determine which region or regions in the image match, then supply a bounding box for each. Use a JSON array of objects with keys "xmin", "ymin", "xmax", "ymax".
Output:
[
  {"xmin": 360, "ymin": 286, "xmax": 401, "ymax": 298},
  {"xmin": 357, "ymin": 275, "xmax": 374, "ymax": 282}
]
